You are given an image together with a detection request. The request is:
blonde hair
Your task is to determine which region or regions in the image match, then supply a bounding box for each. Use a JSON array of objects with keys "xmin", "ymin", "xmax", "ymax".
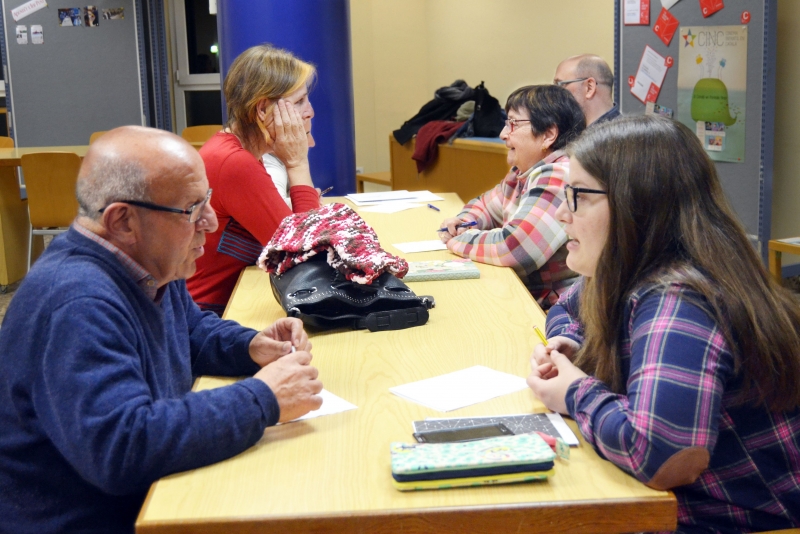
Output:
[{"xmin": 223, "ymin": 44, "xmax": 316, "ymax": 151}]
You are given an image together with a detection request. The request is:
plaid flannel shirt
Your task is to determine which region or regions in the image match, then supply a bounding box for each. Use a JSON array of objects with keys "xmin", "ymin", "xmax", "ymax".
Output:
[
  {"xmin": 445, "ymin": 150, "xmax": 577, "ymax": 307},
  {"xmin": 548, "ymin": 278, "xmax": 800, "ymax": 533}
]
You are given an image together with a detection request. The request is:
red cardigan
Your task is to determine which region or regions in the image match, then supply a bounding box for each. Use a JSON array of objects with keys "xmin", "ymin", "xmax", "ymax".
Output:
[{"xmin": 187, "ymin": 133, "xmax": 319, "ymax": 314}]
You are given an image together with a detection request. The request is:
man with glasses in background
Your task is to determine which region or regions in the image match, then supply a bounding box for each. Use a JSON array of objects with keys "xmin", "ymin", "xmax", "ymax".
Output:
[
  {"xmin": 553, "ymin": 54, "xmax": 620, "ymax": 126},
  {"xmin": 0, "ymin": 126, "xmax": 323, "ymax": 533}
]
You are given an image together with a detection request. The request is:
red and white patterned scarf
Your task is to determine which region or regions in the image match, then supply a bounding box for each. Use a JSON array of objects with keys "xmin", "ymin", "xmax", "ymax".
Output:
[{"xmin": 257, "ymin": 203, "xmax": 409, "ymax": 284}]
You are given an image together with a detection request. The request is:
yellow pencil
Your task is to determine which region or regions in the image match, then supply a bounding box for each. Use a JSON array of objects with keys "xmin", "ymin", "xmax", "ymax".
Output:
[{"xmin": 533, "ymin": 325, "xmax": 547, "ymax": 345}]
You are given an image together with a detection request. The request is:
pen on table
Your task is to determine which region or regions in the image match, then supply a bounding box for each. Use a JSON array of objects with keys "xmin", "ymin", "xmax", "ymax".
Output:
[
  {"xmin": 533, "ymin": 325, "xmax": 548, "ymax": 345},
  {"xmin": 319, "ymin": 186, "xmax": 334, "ymax": 196},
  {"xmin": 427, "ymin": 203, "xmax": 440, "ymax": 212},
  {"xmin": 436, "ymin": 220, "xmax": 477, "ymax": 233}
]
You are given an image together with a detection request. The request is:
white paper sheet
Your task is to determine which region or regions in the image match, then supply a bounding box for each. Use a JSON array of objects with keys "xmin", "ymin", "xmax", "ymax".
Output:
[
  {"xmin": 360, "ymin": 202, "xmax": 423, "ymax": 214},
  {"xmin": 660, "ymin": 0, "xmax": 681, "ymax": 9},
  {"xmin": 389, "ymin": 365, "xmax": 529, "ymax": 412},
  {"xmin": 11, "ymin": 0, "xmax": 47, "ymax": 22},
  {"xmin": 346, "ymin": 190, "xmax": 444, "ymax": 206},
  {"xmin": 393, "ymin": 240, "xmax": 448, "ymax": 253},
  {"xmin": 631, "ymin": 45, "xmax": 668, "ymax": 104},
  {"xmin": 288, "ymin": 388, "xmax": 357, "ymax": 422},
  {"xmin": 623, "ymin": 0, "xmax": 646, "ymax": 24}
]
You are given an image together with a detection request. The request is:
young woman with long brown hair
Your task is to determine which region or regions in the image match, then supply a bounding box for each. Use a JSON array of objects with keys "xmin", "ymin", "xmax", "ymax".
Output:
[{"xmin": 528, "ymin": 115, "xmax": 800, "ymax": 532}]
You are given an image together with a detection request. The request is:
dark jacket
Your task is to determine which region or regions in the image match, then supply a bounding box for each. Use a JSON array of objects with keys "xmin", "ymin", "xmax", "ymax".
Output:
[{"xmin": 393, "ymin": 80, "xmax": 475, "ymax": 145}]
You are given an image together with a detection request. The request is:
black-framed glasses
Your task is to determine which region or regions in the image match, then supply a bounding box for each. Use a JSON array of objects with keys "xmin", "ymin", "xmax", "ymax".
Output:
[
  {"xmin": 554, "ymin": 77, "xmax": 589, "ymax": 87},
  {"xmin": 505, "ymin": 118, "xmax": 531, "ymax": 132},
  {"xmin": 99, "ymin": 188, "xmax": 213, "ymax": 223},
  {"xmin": 564, "ymin": 184, "xmax": 607, "ymax": 213}
]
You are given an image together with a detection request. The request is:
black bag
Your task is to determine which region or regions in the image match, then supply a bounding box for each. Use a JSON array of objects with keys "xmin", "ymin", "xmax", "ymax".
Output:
[
  {"xmin": 270, "ymin": 255, "xmax": 435, "ymax": 332},
  {"xmin": 472, "ymin": 81, "xmax": 506, "ymax": 138}
]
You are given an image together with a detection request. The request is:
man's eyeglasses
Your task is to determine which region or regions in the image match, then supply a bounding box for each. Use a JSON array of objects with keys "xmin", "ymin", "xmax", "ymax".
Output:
[
  {"xmin": 554, "ymin": 77, "xmax": 589, "ymax": 87},
  {"xmin": 563, "ymin": 184, "xmax": 607, "ymax": 213},
  {"xmin": 505, "ymin": 118, "xmax": 531, "ymax": 132},
  {"xmin": 99, "ymin": 189, "xmax": 213, "ymax": 223}
]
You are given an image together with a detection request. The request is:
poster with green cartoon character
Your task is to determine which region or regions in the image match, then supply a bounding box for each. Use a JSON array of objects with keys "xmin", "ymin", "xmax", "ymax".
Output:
[{"xmin": 678, "ymin": 25, "xmax": 747, "ymax": 163}]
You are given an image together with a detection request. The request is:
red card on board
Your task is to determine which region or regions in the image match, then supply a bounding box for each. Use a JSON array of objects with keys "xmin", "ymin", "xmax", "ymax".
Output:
[
  {"xmin": 639, "ymin": 0, "xmax": 650, "ymax": 25},
  {"xmin": 653, "ymin": 8, "xmax": 679, "ymax": 46},
  {"xmin": 646, "ymin": 83, "xmax": 660, "ymax": 103},
  {"xmin": 699, "ymin": 0, "xmax": 724, "ymax": 18}
]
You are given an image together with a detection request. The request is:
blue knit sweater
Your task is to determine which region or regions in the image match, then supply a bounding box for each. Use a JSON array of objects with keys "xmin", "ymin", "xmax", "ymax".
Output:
[{"xmin": 0, "ymin": 228, "xmax": 280, "ymax": 533}]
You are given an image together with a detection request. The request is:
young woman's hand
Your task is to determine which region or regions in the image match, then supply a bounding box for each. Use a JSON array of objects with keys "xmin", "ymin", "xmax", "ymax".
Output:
[
  {"xmin": 527, "ymin": 349, "xmax": 587, "ymax": 414},
  {"xmin": 530, "ymin": 335, "xmax": 580, "ymax": 371}
]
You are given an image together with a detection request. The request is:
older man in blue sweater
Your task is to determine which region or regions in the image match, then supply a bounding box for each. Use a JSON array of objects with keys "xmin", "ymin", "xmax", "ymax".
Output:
[{"xmin": 0, "ymin": 126, "xmax": 323, "ymax": 533}]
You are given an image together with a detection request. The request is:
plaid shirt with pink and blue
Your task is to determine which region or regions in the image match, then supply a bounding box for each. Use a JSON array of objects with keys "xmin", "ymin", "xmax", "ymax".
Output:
[{"xmin": 547, "ymin": 277, "xmax": 800, "ymax": 533}]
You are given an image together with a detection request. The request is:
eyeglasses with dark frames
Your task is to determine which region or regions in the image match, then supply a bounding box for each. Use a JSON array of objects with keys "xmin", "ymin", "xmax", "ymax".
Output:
[
  {"xmin": 554, "ymin": 77, "xmax": 589, "ymax": 87},
  {"xmin": 504, "ymin": 118, "xmax": 531, "ymax": 132},
  {"xmin": 99, "ymin": 189, "xmax": 213, "ymax": 223},
  {"xmin": 564, "ymin": 184, "xmax": 607, "ymax": 213}
]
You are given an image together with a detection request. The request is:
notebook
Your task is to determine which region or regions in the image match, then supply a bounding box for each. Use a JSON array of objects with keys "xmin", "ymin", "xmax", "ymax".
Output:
[{"xmin": 402, "ymin": 259, "xmax": 481, "ymax": 282}]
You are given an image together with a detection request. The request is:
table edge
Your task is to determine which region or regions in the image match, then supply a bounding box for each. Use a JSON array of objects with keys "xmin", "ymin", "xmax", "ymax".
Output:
[{"xmin": 137, "ymin": 494, "xmax": 677, "ymax": 534}]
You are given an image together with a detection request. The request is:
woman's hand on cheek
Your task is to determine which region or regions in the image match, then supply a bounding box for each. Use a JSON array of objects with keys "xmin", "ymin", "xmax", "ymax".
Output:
[
  {"xmin": 527, "ymin": 349, "xmax": 588, "ymax": 415},
  {"xmin": 271, "ymin": 100, "xmax": 309, "ymax": 169}
]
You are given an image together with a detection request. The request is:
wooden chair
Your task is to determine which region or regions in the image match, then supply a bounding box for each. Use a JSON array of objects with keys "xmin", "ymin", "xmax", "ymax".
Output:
[
  {"xmin": 89, "ymin": 131, "xmax": 107, "ymax": 144},
  {"xmin": 0, "ymin": 135, "xmax": 14, "ymax": 148},
  {"xmin": 20, "ymin": 153, "xmax": 81, "ymax": 271},
  {"xmin": 180, "ymin": 125, "xmax": 222, "ymax": 148},
  {"xmin": 767, "ymin": 239, "xmax": 800, "ymax": 284},
  {"xmin": 356, "ymin": 171, "xmax": 392, "ymax": 193}
]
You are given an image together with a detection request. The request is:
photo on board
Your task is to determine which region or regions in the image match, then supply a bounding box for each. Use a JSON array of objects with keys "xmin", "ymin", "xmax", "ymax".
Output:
[
  {"xmin": 58, "ymin": 8, "xmax": 83, "ymax": 27},
  {"xmin": 101, "ymin": 7, "xmax": 124, "ymax": 20},
  {"xmin": 84, "ymin": 6, "xmax": 99, "ymax": 27}
]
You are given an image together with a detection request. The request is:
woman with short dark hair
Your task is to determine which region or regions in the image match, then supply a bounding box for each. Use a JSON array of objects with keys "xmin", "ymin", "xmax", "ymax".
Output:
[
  {"xmin": 438, "ymin": 85, "xmax": 585, "ymax": 308},
  {"xmin": 528, "ymin": 115, "xmax": 800, "ymax": 532}
]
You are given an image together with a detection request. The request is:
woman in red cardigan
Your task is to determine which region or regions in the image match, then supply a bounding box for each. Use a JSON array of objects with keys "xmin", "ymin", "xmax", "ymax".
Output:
[{"xmin": 188, "ymin": 44, "xmax": 321, "ymax": 315}]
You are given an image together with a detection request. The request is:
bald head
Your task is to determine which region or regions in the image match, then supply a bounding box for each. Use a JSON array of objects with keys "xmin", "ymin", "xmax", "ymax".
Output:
[
  {"xmin": 554, "ymin": 54, "xmax": 615, "ymax": 124},
  {"xmin": 562, "ymin": 54, "xmax": 614, "ymax": 90},
  {"xmin": 77, "ymin": 126, "xmax": 202, "ymax": 220}
]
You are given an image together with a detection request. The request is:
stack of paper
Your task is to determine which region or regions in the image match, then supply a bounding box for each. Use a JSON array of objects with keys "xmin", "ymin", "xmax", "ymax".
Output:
[{"xmin": 346, "ymin": 190, "xmax": 444, "ymax": 207}]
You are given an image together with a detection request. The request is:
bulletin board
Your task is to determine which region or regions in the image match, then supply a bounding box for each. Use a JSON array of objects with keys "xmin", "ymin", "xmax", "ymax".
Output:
[
  {"xmin": 0, "ymin": 0, "xmax": 144, "ymax": 146},
  {"xmin": 615, "ymin": 0, "xmax": 777, "ymax": 258}
]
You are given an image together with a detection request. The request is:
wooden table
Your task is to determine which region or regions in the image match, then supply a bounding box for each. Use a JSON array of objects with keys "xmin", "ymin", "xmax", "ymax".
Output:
[
  {"xmin": 0, "ymin": 145, "xmax": 88, "ymax": 286},
  {"xmin": 0, "ymin": 145, "xmax": 90, "ymax": 167},
  {"xmin": 136, "ymin": 194, "xmax": 677, "ymax": 533},
  {"xmin": 390, "ymin": 135, "xmax": 509, "ymax": 203},
  {"xmin": 768, "ymin": 238, "xmax": 800, "ymax": 283}
]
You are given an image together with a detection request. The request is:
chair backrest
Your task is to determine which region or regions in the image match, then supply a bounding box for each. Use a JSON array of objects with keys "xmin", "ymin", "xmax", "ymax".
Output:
[
  {"xmin": 180, "ymin": 125, "xmax": 222, "ymax": 144},
  {"xmin": 0, "ymin": 136, "xmax": 14, "ymax": 148},
  {"xmin": 21, "ymin": 152, "xmax": 81, "ymax": 228},
  {"xmin": 89, "ymin": 131, "xmax": 107, "ymax": 144}
]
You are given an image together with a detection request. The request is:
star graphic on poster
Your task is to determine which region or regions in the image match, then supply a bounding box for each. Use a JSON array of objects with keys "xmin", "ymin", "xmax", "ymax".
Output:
[{"xmin": 683, "ymin": 29, "xmax": 696, "ymax": 47}]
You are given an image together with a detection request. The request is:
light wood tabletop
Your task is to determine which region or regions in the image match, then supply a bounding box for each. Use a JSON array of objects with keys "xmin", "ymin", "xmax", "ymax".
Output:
[
  {"xmin": 0, "ymin": 145, "xmax": 90, "ymax": 166},
  {"xmin": 136, "ymin": 193, "xmax": 676, "ymax": 534}
]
